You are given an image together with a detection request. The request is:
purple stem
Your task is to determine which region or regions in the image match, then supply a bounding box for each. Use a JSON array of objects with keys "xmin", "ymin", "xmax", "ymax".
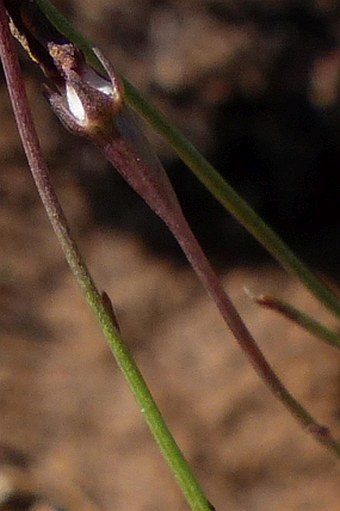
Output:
[
  {"xmin": 98, "ymin": 135, "xmax": 340, "ymax": 455},
  {"xmin": 98, "ymin": 136, "xmax": 282, "ymax": 383}
]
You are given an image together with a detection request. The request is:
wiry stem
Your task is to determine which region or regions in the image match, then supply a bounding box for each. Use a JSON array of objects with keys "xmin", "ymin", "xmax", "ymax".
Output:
[{"xmin": 99, "ymin": 135, "xmax": 340, "ymax": 458}]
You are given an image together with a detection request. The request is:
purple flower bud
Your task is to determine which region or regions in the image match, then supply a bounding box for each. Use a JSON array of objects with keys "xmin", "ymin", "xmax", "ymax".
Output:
[{"xmin": 44, "ymin": 43, "xmax": 124, "ymax": 139}]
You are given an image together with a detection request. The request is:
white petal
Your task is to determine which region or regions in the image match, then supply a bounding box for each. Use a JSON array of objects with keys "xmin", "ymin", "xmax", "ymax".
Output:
[
  {"xmin": 66, "ymin": 84, "xmax": 86, "ymax": 123},
  {"xmin": 84, "ymin": 68, "xmax": 113, "ymax": 97}
]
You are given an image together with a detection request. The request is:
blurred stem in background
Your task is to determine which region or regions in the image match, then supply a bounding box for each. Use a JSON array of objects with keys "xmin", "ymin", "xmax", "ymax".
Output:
[{"xmin": 246, "ymin": 289, "xmax": 340, "ymax": 350}]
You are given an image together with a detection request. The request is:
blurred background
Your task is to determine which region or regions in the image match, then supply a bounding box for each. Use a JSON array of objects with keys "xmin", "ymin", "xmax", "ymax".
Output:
[{"xmin": 0, "ymin": 0, "xmax": 340, "ymax": 509}]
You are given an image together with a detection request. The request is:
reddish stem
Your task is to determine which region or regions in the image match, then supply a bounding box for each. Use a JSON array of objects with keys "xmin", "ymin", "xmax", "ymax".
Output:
[{"xmin": 98, "ymin": 135, "xmax": 340, "ymax": 456}]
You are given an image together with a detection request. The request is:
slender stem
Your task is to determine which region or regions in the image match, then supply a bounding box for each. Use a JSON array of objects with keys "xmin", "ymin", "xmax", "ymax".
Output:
[
  {"xmin": 36, "ymin": 0, "xmax": 340, "ymax": 319},
  {"xmin": 0, "ymin": 5, "xmax": 215, "ymax": 510},
  {"xmin": 100, "ymin": 136, "xmax": 340, "ymax": 459},
  {"xmin": 249, "ymin": 292, "xmax": 340, "ymax": 350}
]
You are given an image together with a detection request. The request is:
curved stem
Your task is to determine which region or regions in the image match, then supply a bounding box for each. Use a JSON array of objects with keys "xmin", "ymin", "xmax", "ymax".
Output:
[
  {"xmin": 0, "ymin": 5, "xmax": 215, "ymax": 510},
  {"xmin": 99, "ymin": 136, "xmax": 340, "ymax": 459}
]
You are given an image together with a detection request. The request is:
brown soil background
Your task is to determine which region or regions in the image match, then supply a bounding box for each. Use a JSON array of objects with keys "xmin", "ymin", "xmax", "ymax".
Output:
[{"xmin": 1, "ymin": 1, "xmax": 340, "ymax": 510}]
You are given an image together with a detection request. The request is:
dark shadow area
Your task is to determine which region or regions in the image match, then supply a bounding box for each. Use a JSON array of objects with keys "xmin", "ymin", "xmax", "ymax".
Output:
[
  {"xmin": 67, "ymin": 1, "xmax": 340, "ymax": 278},
  {"xmin": 75, "ymin": 89, "xmax": 340, "ymax": 276}
]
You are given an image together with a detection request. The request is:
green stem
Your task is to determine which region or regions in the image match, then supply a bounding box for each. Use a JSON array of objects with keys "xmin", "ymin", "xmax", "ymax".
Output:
[
  {"xmin": 36, "ymin": 0, "xmax": 340, "ymax": 319},
  {"xmin": 249, "ymin": 292, "xmax": 340, "ymax": 350},
  {"xmin": 0, "ymin": 5, "xmax": 214, "ymax": 510}
]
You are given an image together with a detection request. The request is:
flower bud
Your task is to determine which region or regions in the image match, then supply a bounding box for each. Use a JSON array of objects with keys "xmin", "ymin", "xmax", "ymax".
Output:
[
  {"xmin": 44, "ymin": 43, "xmax": 124, "ymax": 139},
  {"xmin": 5, "ymin": 0, "xmax": 124, "ymax": 140}
]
